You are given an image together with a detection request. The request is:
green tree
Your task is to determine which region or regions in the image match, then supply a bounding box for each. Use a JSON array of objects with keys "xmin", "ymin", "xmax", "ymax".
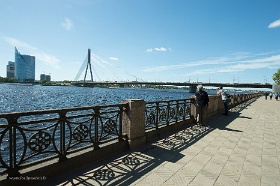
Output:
[{"xmin": 272, "ymin": 68, "xmax": 280, "ymax": 85}]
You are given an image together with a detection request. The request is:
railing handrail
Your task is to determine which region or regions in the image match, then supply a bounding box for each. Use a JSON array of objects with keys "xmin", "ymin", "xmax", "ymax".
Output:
[
  {"xmin": 0, "ymin": 103, "xmax": 128, "ymax": 118},
  {"xmin": 146, "ymin": 98, "xmax": 193, "ymax": 104}
]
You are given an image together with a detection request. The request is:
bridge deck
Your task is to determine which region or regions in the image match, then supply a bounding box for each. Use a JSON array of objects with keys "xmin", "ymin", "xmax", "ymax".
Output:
[
  {"xmin": 30, "ymin": 97, "xmax": 280, "ymax": 185},
  {"xmin": 73, "ymin": 81, "xmax": 273, "ymax": 89}
]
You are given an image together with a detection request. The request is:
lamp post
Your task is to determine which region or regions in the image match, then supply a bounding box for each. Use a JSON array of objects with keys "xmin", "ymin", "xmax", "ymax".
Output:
[{"xmin": 263, "ymin": 76, "xmax": 267, "ymax": 84}]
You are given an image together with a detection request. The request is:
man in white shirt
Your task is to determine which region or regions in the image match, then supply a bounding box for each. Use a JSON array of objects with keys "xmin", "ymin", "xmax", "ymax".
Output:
[{"xmin": 217, "ymin": 86, "xmax": 228, "ymax": 116}]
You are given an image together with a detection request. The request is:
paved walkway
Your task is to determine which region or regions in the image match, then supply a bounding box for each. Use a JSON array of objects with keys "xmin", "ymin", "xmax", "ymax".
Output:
[{"xmin": 41, "ymin": 96, "xmax": 280, "ymax": 186}]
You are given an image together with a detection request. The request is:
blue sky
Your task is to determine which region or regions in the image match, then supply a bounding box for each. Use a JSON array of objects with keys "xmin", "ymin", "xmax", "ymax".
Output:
[{"xmin": 0, "ymin": 0, "xmax": 280, "ymax": 84}]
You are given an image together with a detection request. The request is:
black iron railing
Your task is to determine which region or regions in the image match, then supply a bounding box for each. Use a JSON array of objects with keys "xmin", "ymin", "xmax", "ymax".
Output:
[
  {"xmin": 0, "ymin": 93, "xmax": 263, "ymax": 179},
  {"xmin": 0, "ymin": 103, "xmax": 127, "ymax": 177},
  {"xmin": 145, "ymin": 98, "xmax": 192, "ymax": 129}
]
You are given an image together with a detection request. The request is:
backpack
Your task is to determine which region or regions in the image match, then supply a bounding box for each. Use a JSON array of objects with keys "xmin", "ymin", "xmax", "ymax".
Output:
[{"xmin": 226, "ymin": 93, "xmax": 231, "ymax": 99}]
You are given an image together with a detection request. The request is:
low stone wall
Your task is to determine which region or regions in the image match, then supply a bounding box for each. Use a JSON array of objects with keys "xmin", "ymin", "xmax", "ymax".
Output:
[
  {"xmin": 228, "ymin": 93, "xmax": 258, "ymax": 109},
  {"xmin": 189, "ymin": 93, "xmax": 261, "ymax": 126},
  {"xmin": 190, "ymin": 95, "xmax": 223, "ymax": 124},
  {"xmin": 122, "ymin": 99, "xmax": 193, "ymax": 149},
  {"xmin": 205, "ymin": 95, "xmax": 224, "ymax": 118}
]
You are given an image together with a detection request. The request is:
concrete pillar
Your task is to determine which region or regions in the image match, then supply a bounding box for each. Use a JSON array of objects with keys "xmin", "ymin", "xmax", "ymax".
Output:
[
  {"xmin": 207, "ymin": 95, "xmax": 224, "ymax": 117},
  {"xmin": 189, "ymin": 85, "xmax": 197, "ymax": 93},
  {"xmin": 121, "ymin": 99, "xmax": 146, "ymax": 149},
  {"xmin": 190, "ymin": 95, "xmax": 225, "ymax": 124},
  {"xmin": 190, "ymin": 99, "xmax": 197, "ymax": 124}
]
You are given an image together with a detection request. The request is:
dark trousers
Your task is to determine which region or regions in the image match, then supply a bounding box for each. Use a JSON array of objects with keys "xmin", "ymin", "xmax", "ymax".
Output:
[
  {"xmin": 223, "ymin": 99, "xmax": 228, "ymax": 115},
  {"xmin": 196, "ymin": 105, "xmax": 207, "ymax": 126}
]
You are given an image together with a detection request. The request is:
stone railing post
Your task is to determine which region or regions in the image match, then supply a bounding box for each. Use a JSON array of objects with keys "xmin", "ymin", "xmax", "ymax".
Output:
[
  {"xmin": 121, "ymin": 99, "xmax": 146, "ymax": 149},
  {"xmin": 190, "ymin": 95, "xmax": 224, "ymax": 124},
  {"xmin": 190, "ymin": 98, "xmax": 197, "ymax": 124}
]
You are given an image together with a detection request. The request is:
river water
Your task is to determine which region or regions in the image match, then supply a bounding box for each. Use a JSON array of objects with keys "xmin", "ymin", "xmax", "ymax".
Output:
[
  {"xmin": 0, "ymin": 84, "xmax": 254, "ymax": 114},
  {"xmin": 0, "ymin": 84, "xmax": 201, "ymax": 114}
]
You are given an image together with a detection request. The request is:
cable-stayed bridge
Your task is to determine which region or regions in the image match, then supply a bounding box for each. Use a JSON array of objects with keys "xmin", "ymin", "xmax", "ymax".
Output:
[
  {"xmin": 74, "ymin": 49, "xmax": 144, "ymax": 82},
  {"xmin": 72, "ymin": 49, "xmax": 273, "ymax": 92}
]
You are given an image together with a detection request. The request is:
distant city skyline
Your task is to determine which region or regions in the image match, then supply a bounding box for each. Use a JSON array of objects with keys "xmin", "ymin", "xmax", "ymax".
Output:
[{"xmin": 1, "ymin": 0, "xmax": 280, "ymax": 84}]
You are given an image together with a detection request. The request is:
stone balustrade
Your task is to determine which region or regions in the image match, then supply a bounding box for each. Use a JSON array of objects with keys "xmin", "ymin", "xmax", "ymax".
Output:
[{"xmin": 123, "ymin": 93, "xmax": 261, "ymax": 150}]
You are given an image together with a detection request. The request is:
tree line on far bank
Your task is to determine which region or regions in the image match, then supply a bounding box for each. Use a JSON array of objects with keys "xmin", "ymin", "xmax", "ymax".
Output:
[
  {"xmin": 0, "ymin": 76, "xmax": 72, "ymax": 86},
  {"xmin": 0, "ymin": 77, "xmax": 15, "ymax": 83},
  {"xmin": 273, "ymin": 68, "xmax": 280, "ymax": 86},
  {"xmin": 1, "ymin": 68, "xmax": 280, "ymax": 85}
]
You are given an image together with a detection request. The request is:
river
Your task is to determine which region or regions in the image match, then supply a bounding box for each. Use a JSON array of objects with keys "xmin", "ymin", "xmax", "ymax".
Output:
[
  {"xmin": 0, "ymin": 84, "xmax": 200, "ymax": 114},
  {"xmin": 0, "ymin": 84, "xmax": 255, "ymax": 114}
]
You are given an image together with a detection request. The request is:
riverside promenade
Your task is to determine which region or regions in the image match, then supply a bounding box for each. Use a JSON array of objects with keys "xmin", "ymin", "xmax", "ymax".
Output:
[{"xmin": 38, "ymin": 96, "xmax": 279, "ymax": 185}]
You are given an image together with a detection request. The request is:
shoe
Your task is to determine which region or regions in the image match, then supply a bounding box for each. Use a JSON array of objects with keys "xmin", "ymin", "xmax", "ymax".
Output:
[{"xmin": 222, "ymin": 113, "xmax": 228, "ymax": 116}]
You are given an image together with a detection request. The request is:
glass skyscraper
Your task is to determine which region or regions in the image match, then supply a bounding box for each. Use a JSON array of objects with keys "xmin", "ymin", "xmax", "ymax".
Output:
[
  {"xmin": 6, "ymin": 61, "xmax": 15, "ymax": 78},
  {"xmin": 15, "ymin": 47, "xmax": 35, "ymax": 82}
]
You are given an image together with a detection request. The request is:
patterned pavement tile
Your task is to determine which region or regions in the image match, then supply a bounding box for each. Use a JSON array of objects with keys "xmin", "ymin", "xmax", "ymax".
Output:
[
  {"xmin": 203, "ymin": 163, "xmax": 224, "ymax": 176},
  {"xmin": 210, "ymin": 154, "xmax": 229, "ymax": 165},
  {"xmin": 262, "ymin": 164, "xmax": 280, "ymax": 175},
  {"xmin": 261, "ymin": 175, "xmax": 280, "ymax": 186},
  {"xmin": 214, "ymin": 174, "xmax": 239, "ymax": 186},
  {"xmin": 238, "ymin": 174, "xmax": 261, "ymax": 186},
  {"xmin": 188, "ymin": 172, "xmax": 217, "ymax": 186},
  {"xmin": 162, "ymin": 171, "xmax": 195, "ymax": 185},
  {"xmin": 242, "ymin": 162, "xmax": 262, "ymax": 176},
  {"xmin": 227, "ymin": 154, "xmax": 246, "ymax": 165},
  {"xmin": 216, "ymin": 146, "xmax": 234, "ymax": 156}
]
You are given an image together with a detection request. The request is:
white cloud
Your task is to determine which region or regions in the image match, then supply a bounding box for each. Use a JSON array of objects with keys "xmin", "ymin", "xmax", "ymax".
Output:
[
  {"xmin": 143, "ymin": 54, "xmax": 246, "ymax": 73},
  {"xmin": 154, "ymin": 47, "xmax": 167, "ymax": 52},
  {"xmin": 146, "ymin": 47, "xmax": 170, "ymax": 53},
  {"xmin": 268, "ymin": 19, "xmax": 280, "ymax": 28},
  {"xmin": 4, "ymin": 37, "xmax": 37, "ymax": 51},
  {"xmin": 108, "ymin": 57, "xmax": 119, "ymax": 61},
  {"xmin": 146, "ymin": 48, "xmax": 153, "ymax": 52},
  {"xmin": 188, "ymin": 54, "xmax": 280, "ymax": 76},
  {"xmin": 3, "ymin": 37, "xmax": 60, "ymax": 69},
  {"xmin": 143, "ymin": 52, "xmax": 280, "ymax": 76},
  {"xmin": 62, "ymin": 18, "xmax": 74, "ymax": 31}
]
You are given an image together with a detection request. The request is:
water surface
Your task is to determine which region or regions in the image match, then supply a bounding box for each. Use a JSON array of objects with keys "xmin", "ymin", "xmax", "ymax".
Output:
[{"xmin": 0, "ymin": 84, "xmax": 194, "ymax": 113}]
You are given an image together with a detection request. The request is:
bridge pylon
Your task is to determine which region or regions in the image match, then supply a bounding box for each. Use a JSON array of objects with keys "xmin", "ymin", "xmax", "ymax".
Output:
[
  {"xmin": 83, "ymin": 48, "xmax": 93, "ymax": 84},
  {"xmin": 189, "ymin": 85, "xmax": 197, "ymax": 93}
]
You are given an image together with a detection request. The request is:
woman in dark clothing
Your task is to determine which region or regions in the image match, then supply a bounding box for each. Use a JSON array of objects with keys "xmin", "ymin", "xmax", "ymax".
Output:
[{"xmin": 195, "ymin": 85, "xmax": 209, "ymax": 126}]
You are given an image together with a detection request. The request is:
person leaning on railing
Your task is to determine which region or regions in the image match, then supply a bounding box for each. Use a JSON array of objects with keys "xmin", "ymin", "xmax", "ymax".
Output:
[
  {"xmin": 194, "ymin": 85, "xmax": 209, "ymax": 126},
  {"xmin": 217, "ymin": 86, "xmax": 228, "ymax": 116}
]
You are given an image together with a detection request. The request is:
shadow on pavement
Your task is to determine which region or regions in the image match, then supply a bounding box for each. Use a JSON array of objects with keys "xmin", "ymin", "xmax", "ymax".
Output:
[{"xmin": 207, "ymin": 97, "xmax": 258, "ymax": 133}]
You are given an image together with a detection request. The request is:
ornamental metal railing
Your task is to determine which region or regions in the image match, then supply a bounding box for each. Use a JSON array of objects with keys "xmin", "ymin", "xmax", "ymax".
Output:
[
  {"xmin": 145, "ymin": 98, "xmax": 192, "ymax": 129},
  {"xmin": 0, "ymin": 93, "xmax": 261, "ymax": 178},
  {"xmin": 0, "ymin": 103, "xmax": 127, "ymax": 177}
]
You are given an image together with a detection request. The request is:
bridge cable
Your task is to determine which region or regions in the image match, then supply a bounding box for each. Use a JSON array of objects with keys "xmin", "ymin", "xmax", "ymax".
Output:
[
  {"xmin": 74, "ymin": 56, "xmax": 87, "ymax": 81},
  {"xmin": 91, "ymin": 52, "xmax": 145, "ymax": 82}
]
